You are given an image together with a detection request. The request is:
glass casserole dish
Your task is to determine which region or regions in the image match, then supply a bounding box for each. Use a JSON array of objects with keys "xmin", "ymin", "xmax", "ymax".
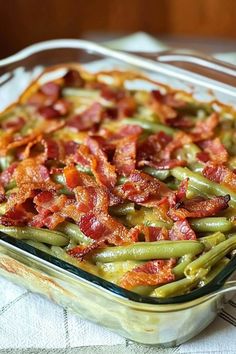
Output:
[{"xmin": 0, "ymin": 39, "xmax": 236, "ymax": 346}]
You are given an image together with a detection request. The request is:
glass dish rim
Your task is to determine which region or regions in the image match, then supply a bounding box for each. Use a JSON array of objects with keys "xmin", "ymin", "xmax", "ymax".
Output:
[
  {"xmin": 0, "ymin": 39, "xmax": 236, "ymax": 306},
  {"xmin": 1, "ymin": 232, "xmax": 236, "ymax": 306}
]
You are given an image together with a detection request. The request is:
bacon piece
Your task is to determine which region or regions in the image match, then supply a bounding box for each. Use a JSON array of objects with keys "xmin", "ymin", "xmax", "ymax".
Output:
[
  {"xmin": 74, "ymin": 185, "xmax": 108, "ymax": 214},
  {"xmin": 175, "ymin": 178, "xmax": 189, "ymax": 204},
  {"xmin": 152, "ymin": 90, "xmax": 186, "ymax": 108},
  {"xmin": 5, "ymin": 159, "xmax": 58, "ymax": 212},
  {"xmin": 67, "ymin": 211, "xmax": 134, "ymax": 254},
  {"xmin": 203, "ymin": 164, "xmax": 236, "ymax": 192},
  {"xmin": 63, "ymin": 165, "xmax": 80, "ymax": 189},
  {"xmin": 31, "ymin": 191, "xmax": 72, "ymax": 228},
  {"xmin": 139, "ymin": 225, "xmax": 169, "ymax": 242},
  {"xmin": 63, "ymin": 69, "xmax": 85, "ymax": 87},
  {"xmin": 101, "ymin": 86, "xmax": 126, "ymax": 101},
  {"xmin": 64, "ymin": 141, "xmax": 79, "ymax": 156},
  {"xmin": 113, "ymin": 135, "xmax": 137, "ymax": 176},
  {"xmin": 0, "ymin": 163, "xmax": 18, "ymax": 187},
  {"xmin": 53, "ymin": 99, "xmax": 71, "ymax": 116},
  {"xmin": 87, "ymin": 137, "xmax": 117, "ymax": 189},
  {"xmin": 67, "ymin": 102, "xmax": 104, "ymax": 131},
  {"xmin": 137, "ymin": 131, "xmax": 172, "ymax": 162},
  {"xmin": 196, "ymin": 151, "xmax": 210, "ymax": 163},
  {"xmin": 161, "ymin": 132, "xmax": 192, "ymax": 160},
  {"xmin": 40, "ymin": 82, "xmax": 61, "ymax": 99},
  {"xmin": 117, "ymin": 96, "xmax": 136, "ymax": 118},
  {"xmin": 0, "ymin": 120, "xmax": 65, "ymax": 156},
  {"xmin": 165, "ymin": 115, "xmax": 194, "ymax": 128},
  {"xmin": 114, "ymin": 171, "xmax": 160, "ymax": 204},
  {"xmin": 1, "ymin": 117, "xmax": 25, "ymax": 132},
  {"xmin": 33, "ymin": 82, "xmax": 62, "ymax": 118},
  {"xmin": 151, "ymin": 90, "xmax": 178, "ymax": 122},
  {"xmin": 169, "ymin": 195, "xmax": 230, "ymax": 221},
  {"xmin": 191, "ymin": 112, "xmax": 219, "ymax": 141},
  {"xmin": 112, "ymin": 124, "xmax": 143, "ymax": 139},
  {"xmin": 33, "ymin": 191, "xmax": 68, "ymax": 213},
  {"xmin": 73, "ymin": 145, "xmax": 92, "ymax": 168},
  {"xmin": 27, "ymin": 92, "xmax": 48, "ymax": 107},
  {"xmin": 198, "ymin": 138, "xmax": 228, "ymax": 164},
  {"xmin": 119, "ymin": 259, "xmax": 175, "ymax": 290},
  {"xmin": 14, "ymin": 159, "xmax": 52, "ymax": 187},
  {"xmin": 38, "ymin": 106, "xmax": 61, "ymax": 119},
  {"xmin": 0, "ymin": 193, "xmax": 6, "ymax": 203},
  {"xmin": 169, "ymin": 220, "xmax": 196, "ymax": 240},
  {"xmin": 42, "ymin": 138, "xmax": 63, "ymax": 160},
  {"xmin": 0, "ymin": 205, "xmax": 33, "ymax": 226}
]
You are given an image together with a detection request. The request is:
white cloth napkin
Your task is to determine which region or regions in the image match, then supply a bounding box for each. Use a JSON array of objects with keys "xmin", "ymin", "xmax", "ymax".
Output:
[{"xmin": 0, "ymin": 33, "xmax": 236, "ymax": 352}]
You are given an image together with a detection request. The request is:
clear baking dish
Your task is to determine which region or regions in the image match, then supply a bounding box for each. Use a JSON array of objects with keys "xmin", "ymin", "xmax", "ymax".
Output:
[{"xmin": 0, "ymin": 40, "xmax": 236, "ymax": 347}]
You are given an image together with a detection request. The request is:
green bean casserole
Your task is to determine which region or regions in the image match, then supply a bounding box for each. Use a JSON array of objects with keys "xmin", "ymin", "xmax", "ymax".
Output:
[{"xmin": 0, "ymin": 65, "xmax": 236, "ymax": 298}]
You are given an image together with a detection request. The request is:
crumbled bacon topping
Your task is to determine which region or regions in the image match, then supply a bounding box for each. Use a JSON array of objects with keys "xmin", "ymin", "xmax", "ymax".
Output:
[{"xmin": 0, "ymin": 65, "xmax": 234, "ymax": 294}]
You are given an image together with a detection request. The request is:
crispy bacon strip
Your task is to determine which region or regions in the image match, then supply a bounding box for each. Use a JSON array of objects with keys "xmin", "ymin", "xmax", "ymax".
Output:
[
  {"xmin": 0, "ymin": 205, "xmax": 34, "ymax": 226},
  {"xmin": 198, "ymin": 138, "xmax": 228, "ymax": 164},
  {"xmin": 175, "ymin": 178, "xmax": 189, "ymax": 204},
  {"xmin": 137, "ymin": 131, "xmax": 172, "ymax": 162},
  {"xmin": 151, "ymin": 91, "xmax": 178, "ymax": 122},
  {"xmin": 113, "ymin": 135, "xmax": 137, "ymax": 176},
  {"xmin": 64, "ymin": 165, "xmax": 80, "ymax": 189},
  {"xmin": 119, "ymin": 259, "xmax": 175, "ymax": 290},
  {"xmin": 161, "ymin": 132, "xmax": 192, "ymax": 160},
  {"xmin": 138, "ymin": 225, "xmax": 169, "ymax": 242},
  {"xmin": 169, "ymin": 220, "xmax": 196, "ymax": 240},
  {"xmin": 203, "ymin": 164, "xmax": 236, "ymax": 192},
  {"xmin": 191, "ymin": 112, "xmax": 219, "ymax": 141},
  {"xmin": 169, "ymin": 195, "xmax": 230, "ymax": 221},
  {"xmin": 67, "ymin": 102, "xmax": 104, "ymax": 131},
  {"xmin": 0, "ymin": 163, "xmax": 18, "ymax": 187},
  {"xmin": 114, "ymin": 171, "xmax": 161, "ymax": 204},
  {"xmin": 1, "ymin": 116, "xmax": 25, "ymax": 133},
  {"xmin": 87, "ymin": 137, "xmax": 117, "ymax": 189}
]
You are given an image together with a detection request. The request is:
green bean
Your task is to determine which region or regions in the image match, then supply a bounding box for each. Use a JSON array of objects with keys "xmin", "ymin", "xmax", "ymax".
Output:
[
  {"xmin": 52, "ymin": 174, "xmax": 65, "ymax": 184},
  {"xmin": 75, "ymin": 164, "xmax": 92, "ymax": 175},
  {"xmin": 0, "ymin": 203, "xmax": 6, "ymax": 215},
  {"xmin": 188, "ymin": 162, "xmax": 203, "ymax": 173},
  {"xmin": 0, "ymin": 226, "xmax": 69, "ymax": 246},
  {"xmin": 121, "ymin": 118, "xmax": 174, "ymax": 135},
  {"xmin": 51, "ymin": 246, "xmax": 99, "ymax": 275},
  {"xmin": 199, "ymin": 257, "xmax": 230, "ymax": 286},
  {"xmin": 171, "ymin": 167, "xmax": 236, "ymax": 208},
  {"xmin": 185, "ymin": 234, "xmax": 236, "ymax": 277},
  {"xmin": 198, "ymin": 232, "xmax": 226, "ymax": 250},
  {"xmin": 97, "ymin": 260, "xmax": 143, "ymax": 283},
  {"xmin": 59, "ymin": 187, "xmax": 74, "ymax": 196},
  {"xmin": 97, "ymin": 260, "xmax": 143, "ymax": 275},
  {"xmin": 177, "ymin": 143, "xmax": 201, "ymax": 164},
  {"xmin": 26, "ymin": 240, "xmax": 53, "ymax": 254},
  {"xmin": 62, "ymin": 88, "xmax": 99, "ymax": 98},
  {"xmin": 109, "ymin": 203, "xmax": 135, "ymax": 216},
  {"xmin": 0, "ymin": 155, "xmax": 14, "ymax": 171},
  {"xmin": 51, "ymin": 246, "xmax": 82, "ymax": 266},
  {"xmin": 173, "ymin": 255, "xmax": 194, "ymax": 280},
  {"xmin": 144, "ymin": 220, "xmax": 172, "ymax": 229},
  {"xmin": 132, "ymin": 285, "xmax": 156, "ymax": 296},
  {"xmin": 150, "ymin": 277, "xmax": 199, "ymax": 298},
  {"xmin": 142, "ymin": 167, "xmax": 170, "ymax": 181},
  {"xmin": 56, "ymin": 222, "xmax": 93, "ymax": 245},
  {"xmin": 5, "ymin": 180, "xmax": 17, "ymax": 191},
  {"xmin": 190, "ymin": 217, "xmax": 233, "ymax": 233},
  {"xmin": 92, "ymin": 240, "xmax": 204, "ymax": 263}
]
